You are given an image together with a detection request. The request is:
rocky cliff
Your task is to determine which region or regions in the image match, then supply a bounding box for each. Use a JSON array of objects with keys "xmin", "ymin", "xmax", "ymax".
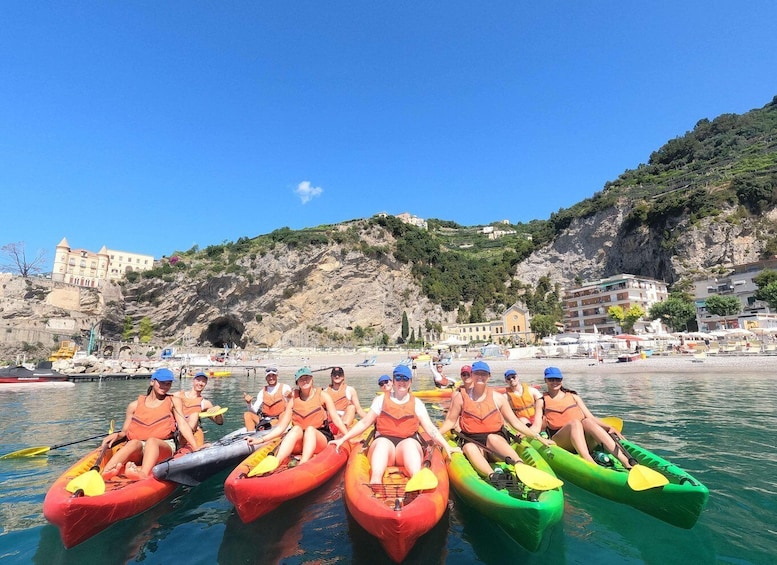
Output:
[{"xmin": 513, "ymin": 202, "xmax": 776, "ymax": 287}]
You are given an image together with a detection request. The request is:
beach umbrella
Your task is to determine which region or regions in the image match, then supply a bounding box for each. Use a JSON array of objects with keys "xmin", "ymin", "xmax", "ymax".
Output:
[
  {"xmin": 557, "ymin": 336, "xmax": 579, "ymax": 344},
  {"xmin": 613, "ymin": 334, "xmax": 644, "ymax": 341}
]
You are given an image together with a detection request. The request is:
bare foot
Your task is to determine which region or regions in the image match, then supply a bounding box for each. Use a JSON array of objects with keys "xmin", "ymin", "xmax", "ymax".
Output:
[
  {"xmin": 123, "ymin": 462, "xmax": 148, "ymax": 480},
  {"xmin": 102, "ymin": 463, "xmax": 123, "ymax": 480}
]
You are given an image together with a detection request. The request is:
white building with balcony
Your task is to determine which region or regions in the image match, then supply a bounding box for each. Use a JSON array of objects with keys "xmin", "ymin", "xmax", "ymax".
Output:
[{"xmin": 563, "ymin": 274, "xmax": 669, "ymax": 335}]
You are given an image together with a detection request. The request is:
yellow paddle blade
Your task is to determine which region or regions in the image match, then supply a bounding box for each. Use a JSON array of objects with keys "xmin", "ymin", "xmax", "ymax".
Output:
[
  {"xmin": 1, "ymin": 446, "xmax": 51, "ymax": 459},
  {"xmin": 247, "ymin": 455, "xmax": 280, "ymax": 477},
  {"xmin": 513, "ymin": 463, "xmax": 564, "ymax": 491},
  {"xmin": 199, "ymin": 406, "xmax": 228, "ymax": 418},
  {"xmin": 65, "ymin": 470, "xmax": 106, "ymax": 497},
  {"xmin": 405, "ymin": 467, "xmax": 438, "ymax": 492},
  {"xmin": 602, "ymin": 416, "xmax": 624, "ymax": 433},
  {"xmin": 627, "ymin": 464, "xmax": 669, "ymax": 491},
  {"xmin": 108, "ymin": 420, "xmax": 115, "ymax": 434}
]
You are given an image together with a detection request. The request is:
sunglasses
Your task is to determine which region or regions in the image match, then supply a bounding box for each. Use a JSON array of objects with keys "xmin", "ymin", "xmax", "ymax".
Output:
[
  {"xmin": 379, "ymin": 380, "xmax": 391, "ymax": 386},
  {"xmin": 393, "ymin": 375, "xmax": 411, "ymax": 382},
  {"xmin": 460, "ymin": 371, "xmax": 471, "ymax": 376},
  {"xmin": 265, "ymin": 368, "xmax": 278, "ymax": 374},
  {"xmin": 505, "ymin": 375, "xmax": 518, "ymax": 381},
  {"xmin": 545, "ymin": 377, "xmax": 562, "ymax": 382}
]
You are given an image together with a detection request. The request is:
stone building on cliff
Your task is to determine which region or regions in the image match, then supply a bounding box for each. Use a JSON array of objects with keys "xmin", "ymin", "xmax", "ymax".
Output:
[{"xmin": 51, "ymin": 238, "xmax": 155, "ymax": 288}]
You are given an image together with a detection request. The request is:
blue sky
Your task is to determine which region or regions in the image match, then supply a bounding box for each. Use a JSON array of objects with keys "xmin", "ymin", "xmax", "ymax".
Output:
[{"xmin": 2, "ymin": 2, "xmax": 776, "ymax": 270}]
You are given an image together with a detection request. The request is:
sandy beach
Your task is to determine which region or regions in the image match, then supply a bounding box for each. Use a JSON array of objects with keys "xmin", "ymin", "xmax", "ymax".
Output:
[{"xmin": 249, "ymin": 348, "xmax": 777, "ymax": 379}]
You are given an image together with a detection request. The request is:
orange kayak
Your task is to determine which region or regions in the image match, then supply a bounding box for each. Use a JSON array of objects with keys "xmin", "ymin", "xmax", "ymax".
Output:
[
  {"xmin": 43, "ymin": 445, "xmax": 178, "ymax": 548},
  {"xmin": 344, "ymin": 441, "xmax": 449, "ymax": 563},
  {"xmin": 224, "ymin": 440, "xmax": 351, "ymax": 523}
]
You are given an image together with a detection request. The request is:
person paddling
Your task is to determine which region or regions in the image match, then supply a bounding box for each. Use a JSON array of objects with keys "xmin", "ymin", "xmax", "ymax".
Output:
[
  {"xmin": 331, "ymin": 364, "xmax": 459, "ymax": 484},
  {"xmin": 174, "ymin": 371, "xmax": 224, "ymax": 451},
  {"xmin": 438, "ymin": 361, "xmax": 553, "ymax": 482},
  {"xmin": 540, "ymin": 366, "xmax": 631, "ymax": 468},
  {"xmin": 324, "ymin": 366, "xmax": 367, "ymax": 431},
  {"xmin": 502, "ymin": 369, "xmax": 543, "ymax": 437},
  {"xmin": 101, "ymin": 368, "xmax": 200, "ymax": 480},
  {"xmin": 242, "ymin": 367, "xmax": 292, "ymax": 431},
  {"xmin": 247, "ymin": 367, "xmax": 347, "ymax": 466}
]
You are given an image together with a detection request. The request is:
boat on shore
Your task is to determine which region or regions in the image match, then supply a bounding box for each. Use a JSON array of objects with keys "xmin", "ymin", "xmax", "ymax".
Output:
[
  {"xmin": 0, "ymin": 363, "xmax": 70, "ymax": 384},
  {"xmin": 529, "ymin": 437, "xmax": 709, "ymax": 528},
  {"xmin": 344, "ymin": 440, "xmax": 449, "ymax": 563}
]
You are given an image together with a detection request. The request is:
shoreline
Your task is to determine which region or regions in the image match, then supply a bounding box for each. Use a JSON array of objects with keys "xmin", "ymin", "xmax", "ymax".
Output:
[{"xmin": 254, "ymin": 349, "xmax": 777, "ymax": 377}]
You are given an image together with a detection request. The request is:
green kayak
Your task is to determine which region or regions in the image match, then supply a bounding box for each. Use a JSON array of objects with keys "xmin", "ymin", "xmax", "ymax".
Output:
[
  {"xmin": 529, "ymin": 437, "xmax": 708, "ymax": 528},
  {"xmin": 445, "ymin": 435, "xmax": 564, "ymax": 551}
]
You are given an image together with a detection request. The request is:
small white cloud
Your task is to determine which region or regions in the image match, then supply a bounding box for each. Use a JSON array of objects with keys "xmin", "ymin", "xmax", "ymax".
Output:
[{"xmin": 294, "ymin": 180, "xmax": 323, "ymax": 204}]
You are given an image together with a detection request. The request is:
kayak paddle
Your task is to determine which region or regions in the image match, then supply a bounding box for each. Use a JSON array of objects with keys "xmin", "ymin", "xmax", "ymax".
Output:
[
  {"xmin": 601, "ymin": 416, "xmax": 624, "ymax": 433},
  {"xmin": 2, "ymin": 433, "xmax": 109, "ymax": 459},
  {"xmin": 247, "ymin": 455, "xmax": 280, "ymax": 477},
  {"xmin": 199, "ymin": 406, "xmax": 228, "ymax": 418},
  {"xmin": 454, "ymin": 431, "xmax": 563, "ymax": 491},
  {"xmin": 64, "ymin": 420, "xmax": 116, "ymax": 497},
  {"xmin": 405, "ymin": 467, "xmax": 438, "ymax": 492},
  {"xmin": 608, "ymin": 432, "xmax": 669, "ymax": 491}
]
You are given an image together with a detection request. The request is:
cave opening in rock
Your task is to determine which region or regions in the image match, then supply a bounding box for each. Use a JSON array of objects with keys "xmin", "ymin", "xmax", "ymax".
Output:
[{"xmin": 200, "ymin": 316, "xmax": 246, "ymax": 348}]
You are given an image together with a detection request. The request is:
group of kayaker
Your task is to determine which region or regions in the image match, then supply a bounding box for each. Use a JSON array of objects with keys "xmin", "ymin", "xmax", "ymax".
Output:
[
  {"xmin": 98, "ymin": 359, "xmax": 630, "ymax": 486},
  {"xmin": 101, "ymin": 368, "xmax": 214, "ymax": 481}
]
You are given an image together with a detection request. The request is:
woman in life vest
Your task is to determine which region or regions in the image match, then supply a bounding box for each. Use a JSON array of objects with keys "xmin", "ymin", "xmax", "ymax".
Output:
[
  {"xmin": 502, "ymin": 368, "xmax": 544, "ymax": 437},
  {"xmin": 438, "ymin": 361, "xmax": 553, "ymax": 479},
  {"xmin": 323, "ymin": 366, "xmax": 367, "ymax": 430},
  {"xmin": 101, "ymin": 368, "xmax": 200, "ymax": 480},
  {"xmin": 174, "ymin": 371, "xmax": 224, "ymax": 451},
  {"xmin": 331, "ymin": 364, "xmax": 459, "ymax": 484},
  {"xmin": 247, "ymin": 367, "xmax": 347, "ymax": 466},
  {"xmin": 540, "ymin": 366, "xmax": 630, "ymax": 467},
  {"xmin": 242, "ymin": 367, "xmax": 292, "ymax": 431}
]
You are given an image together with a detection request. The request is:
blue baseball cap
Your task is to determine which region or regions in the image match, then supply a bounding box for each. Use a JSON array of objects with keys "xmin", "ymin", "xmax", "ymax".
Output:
[
  {"xmin": 295, "ymin": 367, "xmax": 313, "ymax": 381},
  {"xmin": 471, "ymin": 360, "xmax": 490, "ymax": 373},
  {"xmin": 504, "ymin": 369, "xmax": 517, "ymax": 378},
  {"xmin": 378, "ymin": 374, "xmax": 391, "ymax": 385},
  {"xmin": 392, "ymin": 365, "xmax": 413, "ymax": 379},
  {"xmin": 152, "ymin": 368, "xmax": 175, "ymax": 382},
  {"xmin": 544, "ymin": 367, "xmax": 563, "ymax": 379},
  {"xmin": 194, "ymin": 371, "xmax": 208, "ymax": 379}
]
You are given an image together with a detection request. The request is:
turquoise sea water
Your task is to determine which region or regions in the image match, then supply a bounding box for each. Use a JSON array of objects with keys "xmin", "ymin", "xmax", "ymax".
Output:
[{"xmin": 0, "ymin": 368, "xmax": 775, "ymax": 564}]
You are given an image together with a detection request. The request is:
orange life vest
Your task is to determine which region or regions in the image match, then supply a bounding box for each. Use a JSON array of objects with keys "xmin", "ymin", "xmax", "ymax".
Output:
[
  {"xmin": 178, "ymin": 393, "xmax": 204, "ymax": 417},
  {"xmin": 261, "ymin": 386, "xmax": 287, "ymax": 418},
  {"xmin": 126, "ymin": 394, "xmax": 176, "ymax": 441},
  {"xmin": 506, "ymin": 384, "xmax": 536, "ymax": 422},
  {"xmin": 325, "ymin": 385, "xmax": 350, "ymax": 412},
  {"xmin": 376, "ymin": 393, "xmax": 419, "ymax": 438},
  {"xmin": 542, "ymin": 392, "xmax": 585, "ymax": 431},
  {"xmin": 291, "ymin": 388, "xmax": 327, "ymax": 429},
  {"xmin": 460, "ymin": 389, "xmax": 503, "ymax": 434}
]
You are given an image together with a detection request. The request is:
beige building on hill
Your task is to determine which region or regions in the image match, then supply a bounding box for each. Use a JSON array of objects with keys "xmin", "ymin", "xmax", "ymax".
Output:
[
  {"xmin": 442, "ymin": 303, "xmax": 533, "ymax": 346},
  {"xmin": 51, "ymin": 238, "xmax": 155, "ymax": 287}
]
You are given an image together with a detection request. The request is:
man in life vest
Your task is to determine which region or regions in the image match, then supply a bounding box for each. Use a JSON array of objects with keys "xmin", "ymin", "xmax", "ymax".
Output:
[
  {"xmin": 243, "ymin": 367, "xmax": 293, "ymax": 431},
  {"xmin": 431, "ymin": 361, "xmax": 455, "ymax": 388}
]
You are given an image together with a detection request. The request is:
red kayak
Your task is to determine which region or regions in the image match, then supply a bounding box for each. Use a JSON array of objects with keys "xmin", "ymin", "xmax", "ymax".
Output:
[
  {"xmin": 344, "ymin": 441, "xmax": 449, "ymax": 563},
  {"xmin": 224, "ymin": 440, "xmax": 351, "ymax": 523},
  {"xmin": 43, "ymin": 445, "xmax": 179, "ymax": 548}
]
